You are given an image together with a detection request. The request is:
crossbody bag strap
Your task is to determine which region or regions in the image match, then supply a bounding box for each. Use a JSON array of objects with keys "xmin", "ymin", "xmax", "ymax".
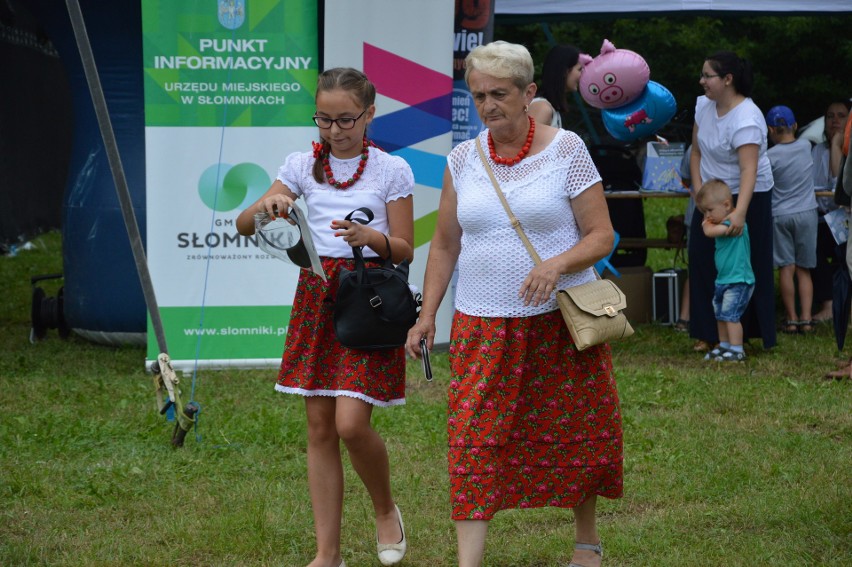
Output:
[
  {"xmin": 474, "ymin": 137, "xmax": 602, "ymax": 281},
  {"xmin": 475, "ymin": 137, "xmax": 543, "ymax": 264}
]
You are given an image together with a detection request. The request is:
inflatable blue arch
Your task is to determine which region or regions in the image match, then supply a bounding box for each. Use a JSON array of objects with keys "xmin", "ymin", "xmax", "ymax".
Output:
[{"xmin": 29, "ymin": 0, "xmax": 146, "ymax": 344}]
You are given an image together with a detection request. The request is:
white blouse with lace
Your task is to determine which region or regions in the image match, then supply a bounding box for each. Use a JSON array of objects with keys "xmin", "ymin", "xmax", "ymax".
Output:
[
  {"xmin": 448, "ymin": 129, "xmax": 602, "ymax": 318},
  {"xmin": 276, "ymin": 147, "xmax": 413, "ymax": 258}
]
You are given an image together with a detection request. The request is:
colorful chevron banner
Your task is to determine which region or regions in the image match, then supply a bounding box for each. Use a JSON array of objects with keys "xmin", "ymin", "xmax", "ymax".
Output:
[{"xmin": 325, "ymin": 0, "xmax": 456, "ymax": 343}]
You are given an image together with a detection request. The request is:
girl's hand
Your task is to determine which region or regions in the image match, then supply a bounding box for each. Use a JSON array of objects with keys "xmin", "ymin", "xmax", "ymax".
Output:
[
  {"xmin": 259, "ymin": 194, "xmax": 296, "ymax": 224},
  {"xmin": 331, "ymin": 219, "xmax": 373, "ymax": 248}
]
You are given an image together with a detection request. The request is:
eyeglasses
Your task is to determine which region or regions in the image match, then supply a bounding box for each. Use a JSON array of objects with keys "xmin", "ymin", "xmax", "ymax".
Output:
[
  {"xmin": 312, "ymin": 109, "xmax": 367, "ymax": 130},
  {"xmin": 699, "ymin": 73, "xmax": 721, "ymax": 80}
]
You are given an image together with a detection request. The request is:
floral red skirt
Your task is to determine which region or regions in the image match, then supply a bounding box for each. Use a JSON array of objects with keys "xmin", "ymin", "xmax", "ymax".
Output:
[
  {"xmin": 448, "ymin": 310, "xmax": 623, "ymax": 520},
  {"xmin": 276, "ymin": 257, "xmax": 406, "ymax": 407}
]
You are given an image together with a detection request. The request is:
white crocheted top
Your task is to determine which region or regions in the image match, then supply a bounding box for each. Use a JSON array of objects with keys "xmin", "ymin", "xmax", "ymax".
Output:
[{"xmin": 448, "ymin": 129, "xmax": 602, "ymax": 318}]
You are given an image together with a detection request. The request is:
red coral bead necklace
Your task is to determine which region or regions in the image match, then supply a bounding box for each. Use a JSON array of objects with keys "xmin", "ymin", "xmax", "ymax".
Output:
[
  {"xmin": 488, "ymin": 115, "xmax": 536, "ymax": 166},
  {"xmin": 318, "ymin": 137, "xmax": 370, "ymax": 189}
]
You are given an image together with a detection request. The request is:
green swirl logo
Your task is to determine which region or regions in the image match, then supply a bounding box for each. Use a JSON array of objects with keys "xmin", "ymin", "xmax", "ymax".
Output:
[{"xmin": 198, "ymin": 162, "xmax": 270, "ymax": 212}]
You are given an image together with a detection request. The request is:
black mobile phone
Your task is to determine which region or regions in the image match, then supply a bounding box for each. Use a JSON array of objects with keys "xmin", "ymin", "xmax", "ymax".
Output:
[{"xmin": 419, "ymin": 337, "xmax": 433, "ymax": 382}]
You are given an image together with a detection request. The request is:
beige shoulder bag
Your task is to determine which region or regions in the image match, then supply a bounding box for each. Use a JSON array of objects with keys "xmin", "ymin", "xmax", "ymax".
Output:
[{"xmin": 475, "ymin": 138, "xmax": 633, "ymax": 350}]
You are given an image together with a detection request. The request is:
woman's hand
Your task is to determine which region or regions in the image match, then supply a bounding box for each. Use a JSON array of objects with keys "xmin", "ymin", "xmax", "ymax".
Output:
[
  {"xmin": 405, "ymin": 317, "xmax": 435, "ymax": 359},
  {"xmin": 519, "ymin": 260, "xmax": 561, "ymax": 307},
  {"xmin": 724, "ymin": 207, "xmax": 747, "ymax": 236}
]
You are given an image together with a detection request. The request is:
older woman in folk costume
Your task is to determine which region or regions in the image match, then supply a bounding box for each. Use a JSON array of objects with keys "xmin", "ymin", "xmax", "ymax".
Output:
[{"xmin": 407, "ymin": 41, "xmax": 622, "ymax": 567}]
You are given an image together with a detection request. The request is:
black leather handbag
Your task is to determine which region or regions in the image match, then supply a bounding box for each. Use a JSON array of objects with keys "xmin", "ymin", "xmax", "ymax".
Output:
[{"xmin": 333, "ymin": 208, "xmax": 420, "ymax": 350}]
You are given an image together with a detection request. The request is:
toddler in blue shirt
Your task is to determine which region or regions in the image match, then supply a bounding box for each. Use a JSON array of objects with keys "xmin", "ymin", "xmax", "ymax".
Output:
[{"xmin": 696, "ymin": 179, "xmax": 755, "ymax": 362}]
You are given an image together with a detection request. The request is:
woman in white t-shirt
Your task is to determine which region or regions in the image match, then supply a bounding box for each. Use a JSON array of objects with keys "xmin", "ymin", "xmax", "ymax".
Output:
[{"xmin": 688, "ymin": 51, "xmax": 776, "ymax": 352}]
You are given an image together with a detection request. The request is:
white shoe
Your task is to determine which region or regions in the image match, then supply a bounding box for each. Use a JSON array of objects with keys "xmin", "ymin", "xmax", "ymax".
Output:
[{"xmin": 377, "ymin": 504, "xmax": 406, "ymax": 566}]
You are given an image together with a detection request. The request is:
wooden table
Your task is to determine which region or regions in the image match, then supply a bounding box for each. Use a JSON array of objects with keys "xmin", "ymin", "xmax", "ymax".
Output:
[
  {"xmin": 603, "ymin": 190, "xmax": 837, "ymax": 249},
  {"xmin": 604, "ymin": 190, "xmax": 689, "ymax": 200},
  {"xmin": 604, "ymin": 191, "xmax": 688, "ymax": 250},
  {"xmin": 605, "ymin": 190, "xmax": 834, "ymax": 198}
]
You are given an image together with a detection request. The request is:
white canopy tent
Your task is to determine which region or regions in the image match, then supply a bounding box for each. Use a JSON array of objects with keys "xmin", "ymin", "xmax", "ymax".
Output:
[
  {"xmin": 494, "ymin": 0, "xmax": 851, "ymax": 140},
  {"xmin": 495, "ymin": 0, "xmax": 852, "ymax": 15}
]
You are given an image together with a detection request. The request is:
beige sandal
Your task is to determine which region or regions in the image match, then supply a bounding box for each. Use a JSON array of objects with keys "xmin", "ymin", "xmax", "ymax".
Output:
[{"xmin": 825, "ymin": 365, "xmax": 852, "ymax": 380}]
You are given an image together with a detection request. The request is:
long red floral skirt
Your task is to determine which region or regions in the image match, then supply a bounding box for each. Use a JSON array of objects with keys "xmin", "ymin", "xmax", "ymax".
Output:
[
  {"xmin": 275, "ymin": 257, "xmax": 406, "ymax": 407},
  {"xmin": 448, "ymin": 310, "xmax": 623, "ymax": 520}
]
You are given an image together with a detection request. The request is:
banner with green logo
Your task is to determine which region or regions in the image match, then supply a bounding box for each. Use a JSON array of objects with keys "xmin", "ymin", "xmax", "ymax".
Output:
[{"xmin": 142, "ymin": 0, "xmax": 318, "ymax": 370}]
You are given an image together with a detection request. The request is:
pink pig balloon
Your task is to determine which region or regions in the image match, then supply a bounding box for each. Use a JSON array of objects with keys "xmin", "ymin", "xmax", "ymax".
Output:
[{"xmin": 580, "ymin": 39, "xmax": 650, "ymax": 109}]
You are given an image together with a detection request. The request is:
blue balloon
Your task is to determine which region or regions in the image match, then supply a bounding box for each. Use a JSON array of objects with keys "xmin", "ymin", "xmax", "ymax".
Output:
[{"xmin": 601, "ymin": 81, "xmax": 677, "ymax": 142}]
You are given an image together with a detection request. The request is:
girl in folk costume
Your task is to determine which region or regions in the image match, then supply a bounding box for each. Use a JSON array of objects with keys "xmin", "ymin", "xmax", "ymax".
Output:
[{"xmin": 237, "ymin": 67, "xmax": 413, "ymax": 567}]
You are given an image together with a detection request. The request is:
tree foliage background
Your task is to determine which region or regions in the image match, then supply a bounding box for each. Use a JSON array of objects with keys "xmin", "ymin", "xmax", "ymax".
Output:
[{"xmin": 495, "ymin": 14, "xmax": 852, "ymax": 145}]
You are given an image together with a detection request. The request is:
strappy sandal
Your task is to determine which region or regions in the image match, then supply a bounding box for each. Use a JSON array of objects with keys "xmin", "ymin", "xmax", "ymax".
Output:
[
  {"xmin": 673, "ymin": 319, "xmax": 689, "ymax": 332},
  {"xmin": 781, "ymin": 320, "xmax": 800, "ymax": 334},
  {"xmin": 799, "ymin": 320, "xmax": 816, "ymax": 334},
  {"xmin": 825, "ymin": 364, "xmax": 852, "ymax": 380},
  {"xmin": 568, "ymin": 541, "xmax": 603, "ymax": 567}
]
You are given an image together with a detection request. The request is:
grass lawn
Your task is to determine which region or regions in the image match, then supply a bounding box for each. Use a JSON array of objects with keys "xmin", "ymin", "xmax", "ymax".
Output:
[{"xmin": 1, "ymin": 211, "xmax": 850, "ymax": 566}]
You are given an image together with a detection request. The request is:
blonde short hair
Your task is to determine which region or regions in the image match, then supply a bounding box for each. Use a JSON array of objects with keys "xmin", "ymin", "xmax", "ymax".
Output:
[
  {"xmin": 696, "ymin": 179, "xmax": 732, "ymax": 208},
  {"xmin": 464, "ymin": 40, "xmax": 534, "ymax": 90}
]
